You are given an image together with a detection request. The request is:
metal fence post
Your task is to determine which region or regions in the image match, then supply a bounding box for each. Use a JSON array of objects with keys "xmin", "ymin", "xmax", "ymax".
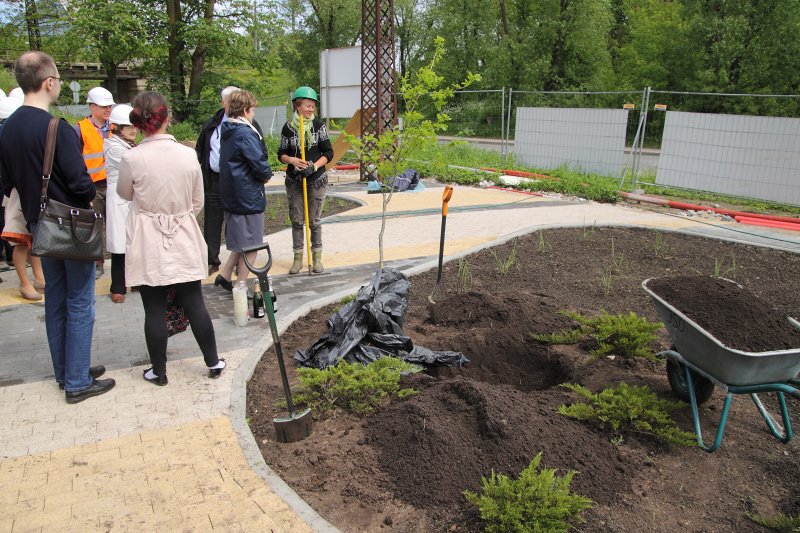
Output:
[
  {"xmin": 633, "ymin": 86, "xmax": 651, "ymax": 189},
  {"xmin": 505, "ymin": 88, "xmax": 513, "ymax": 164},
  {"xmin": 501, "ymin": 86, "xmax": 506, "ymax": 166}
]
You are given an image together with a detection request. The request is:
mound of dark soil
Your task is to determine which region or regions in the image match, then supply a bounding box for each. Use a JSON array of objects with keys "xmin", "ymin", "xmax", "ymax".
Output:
[
  {"xmin": 247, "ymin": 227, "xmax": 800, "ymax": 533},
  {"xmin": 647, "ymin": 275, "xmax": 800, "ymax": 352},
  {"xmin": 366, "ymin": 378, "xmax": 632, "ymax": 510}
]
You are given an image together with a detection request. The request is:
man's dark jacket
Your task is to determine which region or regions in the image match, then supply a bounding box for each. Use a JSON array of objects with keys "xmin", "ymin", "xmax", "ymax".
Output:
[
  {"xmin": 0, "ymin": 106, "xmax": 94, "ymax": 224},
  {"xmin": 195, "ymin": 108, "xmax": 266, "ymax": 191}
]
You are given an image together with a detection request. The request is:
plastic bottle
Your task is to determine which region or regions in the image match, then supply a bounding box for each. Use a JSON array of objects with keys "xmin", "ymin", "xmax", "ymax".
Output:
[
  {"xmin": 252, "ymin": 279, "xmax": 266, "ymax": 319},
  {"xmin": 233, "ymin": 280, "xmax": 249, "ymax": 326}
]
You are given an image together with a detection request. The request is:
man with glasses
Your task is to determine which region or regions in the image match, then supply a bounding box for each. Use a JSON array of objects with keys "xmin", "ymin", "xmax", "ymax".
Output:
[
  {"xmin": 74, "ymin": 86, "xmax": 115, "ymax": 278},
  {"xmin": 0, "ymin": 51, "xmax": 115, "ymax": 403}
]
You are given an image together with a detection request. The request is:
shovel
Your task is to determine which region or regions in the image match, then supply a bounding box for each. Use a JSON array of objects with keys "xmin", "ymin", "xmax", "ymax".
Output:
[
  {"xmin": 296, "ymin": 115, "xmax": 329, "ymax": 276},
  {"xmin": 427, "ymin": 185, "xmax": 454, "ymax": 323},
  {"xmin": 242, "ymin": 242, "xmax": 313, "ymax": 443}
]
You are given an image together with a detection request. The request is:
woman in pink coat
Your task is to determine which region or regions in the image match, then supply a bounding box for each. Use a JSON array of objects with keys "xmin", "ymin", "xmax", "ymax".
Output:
[{"xmin": 117, "ymin": 91, "xmax": 226, "ymax": 385}]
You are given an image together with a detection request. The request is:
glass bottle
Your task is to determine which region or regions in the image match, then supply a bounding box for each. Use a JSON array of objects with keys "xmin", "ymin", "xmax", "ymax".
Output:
[
  {"xmin": 252, "ymin": 279, "xmax": 266, "ymax": 319},
  {"xmin": 267, "ymin": 274, "xmax": 278, "ymax": 314}
]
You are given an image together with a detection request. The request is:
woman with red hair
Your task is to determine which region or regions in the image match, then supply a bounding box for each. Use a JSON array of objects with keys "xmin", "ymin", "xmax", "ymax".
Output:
[{"xmin": 117, "ymin": 91, "xmax": 225, "ymax": 386}]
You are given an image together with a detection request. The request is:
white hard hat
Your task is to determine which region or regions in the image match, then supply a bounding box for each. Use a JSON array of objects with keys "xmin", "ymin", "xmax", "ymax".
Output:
[
  {"xmin": 0, "ymin": 97, "xmax": 22, "ymax": 119},
  {"xmin": 0, "ymin": 89, "xmax": 6, "ymax": 99},
  {"xmin": 8, "ymin": 87, "xmax": 23, "ymax": 101},
  {"xmin": 109, "ymin": 104, "xmax": 133, "ymax": 126},
  {"xmin": 86, "ymin": 86, "xmax": 115, "ymax": 106}
]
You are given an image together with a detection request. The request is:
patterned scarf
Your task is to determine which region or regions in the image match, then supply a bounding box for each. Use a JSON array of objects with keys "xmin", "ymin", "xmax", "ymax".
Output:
[{"xmin": 290, "ymin": 111, "xmax": 314, "ymax": 149}]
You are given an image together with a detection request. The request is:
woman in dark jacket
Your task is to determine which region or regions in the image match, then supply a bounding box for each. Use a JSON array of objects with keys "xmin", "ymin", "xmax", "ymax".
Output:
[
  {"xmin": 214, "ymin": 90, "xmax": 272, "ymax": 294},
  {"xmin": 277, "ymin": 86, "xmax": 333, "ymax": 274}
]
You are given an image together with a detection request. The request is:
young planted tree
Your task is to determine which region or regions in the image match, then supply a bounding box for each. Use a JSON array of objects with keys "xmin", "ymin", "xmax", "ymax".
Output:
[{"xmin": 345, "ymin": 36, "xmax": 479, "ymax": 267}]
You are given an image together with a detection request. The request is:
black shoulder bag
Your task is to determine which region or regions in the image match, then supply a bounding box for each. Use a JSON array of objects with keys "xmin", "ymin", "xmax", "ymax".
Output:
[{"xmin": 31, "ymin": 117, "xmax": 105, "ymax": 261}]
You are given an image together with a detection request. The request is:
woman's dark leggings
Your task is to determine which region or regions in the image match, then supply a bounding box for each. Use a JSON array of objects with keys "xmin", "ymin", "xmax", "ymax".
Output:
[
  {"xmin": 110, "ymin": 253, "xmax": 126, "ymax": 295},
  {"xmin": 138, "ymin": 281, "xmax": 219, "ymax": 377}
]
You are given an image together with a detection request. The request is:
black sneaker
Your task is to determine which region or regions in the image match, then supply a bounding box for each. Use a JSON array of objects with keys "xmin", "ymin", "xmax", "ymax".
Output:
[
  {"xmin": 59, "ymin": 365, "xmax": 107, "ymax": 390},
  {"xmin": 65, "ymin": 378, "xmax": 116, "ymax": 404}
]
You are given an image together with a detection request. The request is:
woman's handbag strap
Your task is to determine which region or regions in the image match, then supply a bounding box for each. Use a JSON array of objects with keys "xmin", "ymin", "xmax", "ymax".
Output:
[{"xmin": 39, "ymin": 117, "xmax": 60, "ymax": 207}]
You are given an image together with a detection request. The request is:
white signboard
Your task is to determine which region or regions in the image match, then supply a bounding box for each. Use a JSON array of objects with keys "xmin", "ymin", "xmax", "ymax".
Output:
[{"xmin": 319, "ymin": 46, "xmax": 361, "ymax": 119}]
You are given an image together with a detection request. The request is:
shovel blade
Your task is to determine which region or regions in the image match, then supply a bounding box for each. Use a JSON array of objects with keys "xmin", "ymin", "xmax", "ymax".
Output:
[{"xmin": 274, "ymin": 408, "xmax": 313, "ymax": 443}]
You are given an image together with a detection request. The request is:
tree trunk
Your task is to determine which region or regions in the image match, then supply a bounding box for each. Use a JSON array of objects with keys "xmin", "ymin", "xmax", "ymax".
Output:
[
  {"xmin": 546, "ymin": 0, "xmax": 569, "ymax": 91},
  {"xmin": 187, "ymin": 0, "xmax": 216, "ymax": 107},
  {"xmin": 498, "ymin": 0, "xmax": 522, "ymax": 87},
  {"xmin": 24, "ymin": 0, "xmax": 42, "ymax": 51},
  {"xmin": 167, "ymin": 0, "xmax": 186, "ymax": 120},
  {"xmin": 99, "ymin": 31, "xmax": 119, "ymax": 100}
]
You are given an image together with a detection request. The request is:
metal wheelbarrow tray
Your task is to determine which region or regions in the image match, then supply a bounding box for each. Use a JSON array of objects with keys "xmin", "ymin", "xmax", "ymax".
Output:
[{"xmin": 642, "ymin": 278, "xmax": 800, "ymax": 452}]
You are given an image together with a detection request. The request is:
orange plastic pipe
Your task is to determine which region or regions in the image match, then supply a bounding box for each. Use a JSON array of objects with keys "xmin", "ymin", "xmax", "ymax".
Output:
[
  {"xmin": 666, "ymin": 200, "xmax": 800, "ymax": 224},
  {"xmin": 486, "ymin": 186, "xmax": 545, "ymax": 197},
  {"xmin": 618, "ymin": 192, "xmax": 800, "ymax": 225},
  {"xmin": 735, "ymin": 216, "xmax": 800, "ymax": 232},
  {"xmin": 480, "ymin": 168, "xmax": 558, "ymax": 180}
]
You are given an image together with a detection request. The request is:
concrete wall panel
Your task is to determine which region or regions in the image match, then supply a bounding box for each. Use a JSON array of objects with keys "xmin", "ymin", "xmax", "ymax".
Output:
[{"xmin": 657, "ymin": 111, "xmax": 800, "ymax": 205}]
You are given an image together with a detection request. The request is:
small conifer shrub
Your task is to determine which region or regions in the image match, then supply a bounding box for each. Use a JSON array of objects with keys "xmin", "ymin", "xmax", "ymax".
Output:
[
  {"xmin": 563, "ymin": 310, "xmax": 662, "ymax": 360},
  {"xmin": 559, "ymin": 383, "xmax": 695, "ymax": 446},
  {"xmin": 292, "ymin": 357, "xmax": 420, "ymax": 417},
  {"xmin": 464, "ymin": 452, "xmax": 593, "ymax": 532}
]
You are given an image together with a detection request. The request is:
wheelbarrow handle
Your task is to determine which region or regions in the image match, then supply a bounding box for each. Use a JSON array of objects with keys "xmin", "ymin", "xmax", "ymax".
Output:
[{"xmin": 240, "ymin": 242, "xmax": 273, "ymax": 276}]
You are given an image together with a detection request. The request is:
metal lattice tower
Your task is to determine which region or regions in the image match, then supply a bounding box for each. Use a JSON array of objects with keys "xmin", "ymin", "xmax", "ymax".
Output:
[{"xmin": 360, "ymin": 0, "xmax": 398, "ymax": 178}]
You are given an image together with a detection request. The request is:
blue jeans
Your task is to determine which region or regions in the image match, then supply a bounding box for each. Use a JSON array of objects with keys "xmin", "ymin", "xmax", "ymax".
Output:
[{"xmin": 40, "ymin": 254, "xmax": 96, "ymax": 392}]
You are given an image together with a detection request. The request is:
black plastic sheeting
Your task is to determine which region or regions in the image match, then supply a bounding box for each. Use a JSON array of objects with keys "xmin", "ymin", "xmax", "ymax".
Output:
[{"xmin": 293, "ymin": 267, "xmax": 469, "ymax": 369}]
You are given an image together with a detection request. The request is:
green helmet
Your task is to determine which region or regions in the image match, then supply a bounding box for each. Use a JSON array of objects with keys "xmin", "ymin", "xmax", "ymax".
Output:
[{"xmin": 291, "ymin": 86, "xmax": 318, "ymax": 102}]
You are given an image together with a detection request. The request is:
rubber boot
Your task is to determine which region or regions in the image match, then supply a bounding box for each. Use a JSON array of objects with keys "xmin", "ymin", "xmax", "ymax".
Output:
[
  {"xmin": 289, "ymin": 250, "xmax": 303, "ymax": 274},
  {"xmin": 312, "ymin": 249, "xmax": 324, "ymax": 273}
]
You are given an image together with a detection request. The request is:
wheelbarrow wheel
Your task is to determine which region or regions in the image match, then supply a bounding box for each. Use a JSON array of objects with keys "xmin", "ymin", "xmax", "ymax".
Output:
[{"xmin": 666, "ymin": 358, "xmax": 715, "ymax": 404}]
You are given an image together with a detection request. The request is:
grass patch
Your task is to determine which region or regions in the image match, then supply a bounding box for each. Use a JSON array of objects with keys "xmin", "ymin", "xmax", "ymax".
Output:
[
  {"xmin": 414, "ymin": 141, "xmax": 510, "ymax": 169},
  {"xmin": 457, "ymin": 258, "xmax": 473, "ymax": 292},
  {"xmin": 639, "ymin": 179, "xmax": 800, "ymax": 218},
  {"xmin": 600, "ymin": 266, "xmax": 614, "ymax": 297},
  {"xmin": 195, "ymin": 193, "xmax": 359, "ymax": 240},
  {"xmin": 747, "ymin": 512, "xmax": 800, "ymax": 532},
  {"xmin": 652, "ymin": 232, "xmax": 668, "ymax": 258},
  {"xmin": 464, "ymin": 452, "xmax": 593, "ymax": 533},
  {"xmin": 531, "ymin": 329, "xmax": 583, "ymax": 345},
  {"xmin": 713, "ymin": 254, "xmax": 737, "ymax": 279},
  {"xmin": 336, "ymin": 293, "xmax": 357, "ymax": 311},
  {"xmin": 559, "ymin": 383, "xmax": 696, "ymax": 446},
  {"xmin": 490, "ymin": 244, "xmax": 519, "ymax": 275}
]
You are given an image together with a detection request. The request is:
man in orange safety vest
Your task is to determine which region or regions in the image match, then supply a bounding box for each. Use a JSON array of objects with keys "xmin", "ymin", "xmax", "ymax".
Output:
[{"xmin": 74, "ymin": 86, "xmax": 114, "ymax": 279}]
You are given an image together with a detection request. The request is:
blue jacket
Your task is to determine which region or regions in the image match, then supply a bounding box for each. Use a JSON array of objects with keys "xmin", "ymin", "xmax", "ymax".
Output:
[{"xmin": 219, "ymin": 120, "xmax": 272, "ymax": 214}]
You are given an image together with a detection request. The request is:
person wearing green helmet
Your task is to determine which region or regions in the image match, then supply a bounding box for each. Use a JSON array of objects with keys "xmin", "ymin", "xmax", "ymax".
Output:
[{"xmin": 278, "ymin": 86, "xmax": 333, "ymax": 274}]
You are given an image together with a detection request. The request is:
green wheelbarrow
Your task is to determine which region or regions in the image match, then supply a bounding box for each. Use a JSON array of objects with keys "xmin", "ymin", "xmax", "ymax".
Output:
[{"xmin": 643, "ymin": 278, "xmax": 800, "ymax": 452}]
